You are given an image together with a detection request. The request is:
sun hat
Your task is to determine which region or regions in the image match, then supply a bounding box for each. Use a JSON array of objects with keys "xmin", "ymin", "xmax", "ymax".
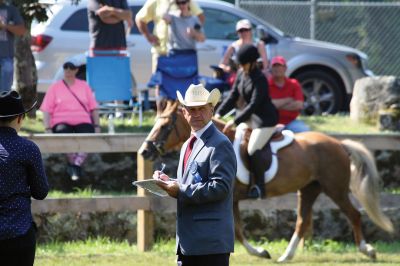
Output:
[
  {"xmin": 0, "ymin": 90, "xmax": 37, "ymax": 118},
  {"xmin": 237, "ymin": 44, "xmax": 259, "ymax": 65},
  {"xmin": 177, "ymin": 84, "xmax": 221, "ymax": 107},
  {"xmin": 236, "ymin": 19, "xmax": 252, "ymax": 31},
  {"xmin": 271, "ymin": 56, "xmax": 287, "ymax": 66}
]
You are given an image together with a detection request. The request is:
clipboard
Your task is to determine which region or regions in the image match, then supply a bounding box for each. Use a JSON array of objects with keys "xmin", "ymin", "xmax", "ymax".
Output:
[{"xmin": 133, "ymin": 179, "xmax": 170, "ymax": 197}]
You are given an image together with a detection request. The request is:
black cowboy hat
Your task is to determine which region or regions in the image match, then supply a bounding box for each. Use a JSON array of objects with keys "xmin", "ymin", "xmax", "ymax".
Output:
[{"xmin": 0, "ymin": 91, "xmax": 37, "ymax": 118}]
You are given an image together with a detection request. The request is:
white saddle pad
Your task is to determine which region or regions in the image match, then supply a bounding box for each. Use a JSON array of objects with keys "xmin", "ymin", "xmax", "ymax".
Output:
[{"xmin": 233, "ymin": 123, "xmax": 294, "ymax": 185}]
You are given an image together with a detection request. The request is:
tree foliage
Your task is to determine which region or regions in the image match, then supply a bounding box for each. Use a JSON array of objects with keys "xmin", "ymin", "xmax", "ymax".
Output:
[{"xmin": 10, "ymin": 0, "xmax": 80, "ymax": 116}]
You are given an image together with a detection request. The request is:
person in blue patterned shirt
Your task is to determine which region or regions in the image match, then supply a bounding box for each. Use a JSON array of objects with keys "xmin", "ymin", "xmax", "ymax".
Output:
[{"xmin": 0, "ymin": 90, "xmax": 49, "ymax": 266}]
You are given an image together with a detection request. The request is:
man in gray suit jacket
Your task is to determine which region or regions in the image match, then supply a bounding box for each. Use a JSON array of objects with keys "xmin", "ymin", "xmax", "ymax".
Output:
[{"xmin": 154, "ymin": 84, "xmax": 237, "ymax": 266}]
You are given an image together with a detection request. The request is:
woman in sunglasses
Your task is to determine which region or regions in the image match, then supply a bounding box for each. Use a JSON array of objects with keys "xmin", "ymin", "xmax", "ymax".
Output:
[
  {"xmin": 219, "ymin": 19, "xmax": 269, "ymax": 87},
  {"xmin": 40, "ymin": 61, "xmax": 100, "ymax": 181},
  {"xmin": 163, "ymin": 0, "xmax": 205, "ymax": 52},
  {"xmin": 0, "ymin": 91, "xmax": 49, "ymax": 265}
]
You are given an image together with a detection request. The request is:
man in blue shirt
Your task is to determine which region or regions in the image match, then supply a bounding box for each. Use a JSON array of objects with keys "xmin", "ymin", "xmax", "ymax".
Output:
[
  {"xmin": 0, "ymin": 0, "xmax": 26, "ymax": 91},
  {"xmin": 0, "ymin": 90, "xmax": 49, "ymax": 265}
]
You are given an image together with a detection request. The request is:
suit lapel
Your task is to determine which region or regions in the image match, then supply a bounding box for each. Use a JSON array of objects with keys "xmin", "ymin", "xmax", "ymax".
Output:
[{"xmin": 182, "ymin": 125, "xmax": 216, "ymax": 183}]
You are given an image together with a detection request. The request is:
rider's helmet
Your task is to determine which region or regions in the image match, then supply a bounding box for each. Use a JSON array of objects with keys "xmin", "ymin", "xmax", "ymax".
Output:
[{"xmin": 237, "ymin": 44, "xmax": 259, "ymax": 65}]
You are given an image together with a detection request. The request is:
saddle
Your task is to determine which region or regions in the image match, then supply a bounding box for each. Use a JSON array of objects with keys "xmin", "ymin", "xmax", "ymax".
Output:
[{"xmin": 233, "ymin": 124, "xmax": 294, "ymax": 185}]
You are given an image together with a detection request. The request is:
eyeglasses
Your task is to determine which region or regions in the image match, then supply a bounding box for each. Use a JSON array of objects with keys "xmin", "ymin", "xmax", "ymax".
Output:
[
  {"xmin": 237, "ymin": 28, "xmax": 251, "ymax": 33},
  {"xmin": 63, "ymin": 64, "xmax": 77, "ymax": 70},
  {"xmin": 176, "ymin": 1, "xmax": 188, "ymax": 5}
]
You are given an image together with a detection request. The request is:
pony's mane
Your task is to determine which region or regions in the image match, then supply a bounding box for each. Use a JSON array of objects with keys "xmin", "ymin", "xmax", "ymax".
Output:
[{"xmin": 159, "ymin": 100, "xmax": 179, "ymax": 117}]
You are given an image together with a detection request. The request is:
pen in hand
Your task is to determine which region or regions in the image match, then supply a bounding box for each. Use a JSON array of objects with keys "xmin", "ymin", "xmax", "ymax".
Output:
[
  {"xmin": 158, "ymin": 163, "xmax": 166, "ymax": 179},
  {"xmin": 156, "ymin": 163, "xmax": 177, "ymax": 183}
]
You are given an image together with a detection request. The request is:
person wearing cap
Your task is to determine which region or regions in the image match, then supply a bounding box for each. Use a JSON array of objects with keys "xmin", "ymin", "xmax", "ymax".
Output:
[
  {"xmin": 40, "ymin": 61, "xmax": 100, "ymax": 181},
  {"xmin": 0, "ymin": 91, "xmax": 49, "ymax": 265},
  {"xmin": 218, "ymin": 19, "xmax": 269, "ymax": 85},
  {"xmin": 153, "ymin": 84, "xmax": 236, "ymax": 266},
  {"xmin": 269, "ymin": 56, "xmax": 310, "ymax": 133},
  {"xmin": 0, "ymin": 0, "xmax": 27, "ymax": 92},
  {"xmin": 216, "ymin": 44, "xmax": 278, "ymax": 199}
]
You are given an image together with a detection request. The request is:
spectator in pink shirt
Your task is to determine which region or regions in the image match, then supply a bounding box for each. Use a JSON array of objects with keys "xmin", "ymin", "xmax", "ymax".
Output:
[{"xmin": 40, "ymin": 61, "xmax": 100, "ymax": 181}]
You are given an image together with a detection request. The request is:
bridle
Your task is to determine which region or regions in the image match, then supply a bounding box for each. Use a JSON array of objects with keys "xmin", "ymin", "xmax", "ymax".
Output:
[{"xmin": 145, "ymin": 112, "xmax": 181, "ymax": 156}]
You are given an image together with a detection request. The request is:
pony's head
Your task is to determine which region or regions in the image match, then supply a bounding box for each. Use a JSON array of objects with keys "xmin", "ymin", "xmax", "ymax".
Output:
[
  {"xmin": 138, "ymin": 99, "xmax": 237, "ymax": 160},
  {"xmin": 138, "ymin": 100, "xmax": 191, "ymax": 160}
]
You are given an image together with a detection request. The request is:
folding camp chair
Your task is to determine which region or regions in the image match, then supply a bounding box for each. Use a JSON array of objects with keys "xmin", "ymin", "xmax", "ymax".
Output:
[
  {"xmin": 86, "ymin": 50, "xmax": 143, "ymax": 129},
  {"xmin": 148, "ymin": 50, "xmax": 199, "ymax": 100}
]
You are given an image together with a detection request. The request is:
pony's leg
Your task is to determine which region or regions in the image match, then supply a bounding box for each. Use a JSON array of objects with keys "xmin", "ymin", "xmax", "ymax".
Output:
[
  {"xmin": 278, "ymin": 182, "xmax": 321, "ymax": 263},
  {"xmin": 233, "ymin": 201, "xmax": 271, "ymax": 259},
  {"xmin": 324, "ymin": 190, "xmax": 377, "ymax": 260}
]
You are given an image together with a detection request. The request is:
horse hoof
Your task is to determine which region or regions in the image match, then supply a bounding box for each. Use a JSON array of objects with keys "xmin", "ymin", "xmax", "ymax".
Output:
[
  {"xmin": 360, "ymin": 243, "xmax": 377, "ymax": 260},
  {"xmin": 257, "ymin": 248, "xmax": 271, "ymax": 259},
  {"xmin": 365, "ymin": 244, "xmax": 377, "ymax": 260},
  {"xmin": 277, "ymin": 253, "xmax": 293, "ymax": 263}
]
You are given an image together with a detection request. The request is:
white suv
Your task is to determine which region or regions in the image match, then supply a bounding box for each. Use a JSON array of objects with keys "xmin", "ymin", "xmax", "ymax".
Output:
[{"xmin": 32, "ymin": 0, "xmax": 373, "ymax": 114}]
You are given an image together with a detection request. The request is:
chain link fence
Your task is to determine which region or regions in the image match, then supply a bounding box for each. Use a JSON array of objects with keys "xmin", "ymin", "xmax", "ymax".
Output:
[{"xmin": 237, "ymin": 0, "xmax": 400, "ymax": 76}]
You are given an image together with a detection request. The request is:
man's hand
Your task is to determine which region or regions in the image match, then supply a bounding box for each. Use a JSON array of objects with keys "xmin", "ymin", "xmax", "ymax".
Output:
[
  {"xmin": 153, "ymin": 170, "xmax": 169, "ymax": 181},
  {"xmin": 152, "ymin": 171, "xmax": 179, "ymax": 198},
  {"xmin": 95, "ymin": 5, "xmax": 114, "ymax": 17},
  {"xmin": 96, "ymin": 4, "xmax": 132, "ymax": 25},
  {"xmin": 146, "ymin": 34, "xmax": 159, "ymax": 46},
  {"xmin": 156, "ymin": 179, "xmax": 179, "ymax": 198}
]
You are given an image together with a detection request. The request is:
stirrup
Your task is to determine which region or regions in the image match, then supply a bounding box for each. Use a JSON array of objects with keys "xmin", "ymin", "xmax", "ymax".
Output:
[{"xmin": 247, "ymin": 185, "xmax": 262, "ymax": 199}]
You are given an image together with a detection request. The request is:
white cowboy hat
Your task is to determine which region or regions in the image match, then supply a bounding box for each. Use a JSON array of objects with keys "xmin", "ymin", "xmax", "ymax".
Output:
[{"xmin": 177, "ymin": 84, "xmax": 221, "ymax": 107}]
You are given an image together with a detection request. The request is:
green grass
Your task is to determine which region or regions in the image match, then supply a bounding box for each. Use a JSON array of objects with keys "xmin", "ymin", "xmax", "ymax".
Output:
[
  {"xmin": 21, "ymin": 110, "xmax": 158, "ymax": 134},
  {"xmin": 384, "ymin": 188, "xmax": 400, "ymax": 194},
  {"xmin": 22, "ymin": 111, "xmax": 388, "ymax": 134},
  {"xmin": 300, "ymin": 114, "xmax": 380, "ymax": 134},
  {"xmin": 47, "ymin": 187, "xmax": 135, "ymax": 198},
  {"xmin": 35, "ymin": 238, "xmax": 400, "ymax": 266}
]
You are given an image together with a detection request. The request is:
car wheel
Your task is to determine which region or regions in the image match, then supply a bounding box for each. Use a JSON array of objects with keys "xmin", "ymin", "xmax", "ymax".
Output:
[{"xmin": 294, "ymin": 70, "xmax": 344, "ymax": 115}]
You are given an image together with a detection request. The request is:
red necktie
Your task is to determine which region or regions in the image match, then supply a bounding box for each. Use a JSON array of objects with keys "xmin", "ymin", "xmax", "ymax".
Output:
[{"xmin": 183, "ymin": 135, "xmax": 197, "ymax": 173}]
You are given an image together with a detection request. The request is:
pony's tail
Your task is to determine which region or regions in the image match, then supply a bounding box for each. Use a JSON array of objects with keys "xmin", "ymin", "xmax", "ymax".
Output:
[{"xmin": 342, "ymin": 139, "xmax": 394, "ymax": 233}]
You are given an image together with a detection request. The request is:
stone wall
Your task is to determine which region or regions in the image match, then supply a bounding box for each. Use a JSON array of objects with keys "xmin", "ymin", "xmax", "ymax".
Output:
[
  {"xmin": 44, "ymin": 149, "xmax": 400, "ymax": 191},
  {"xmin": 33, "ymin": 207, "xmax": 399, "ymax": 244},
  {"xmin": 40, "ymin": 145, "xmax": 399, "ymax": 243},
  {"xmin": 350, "ymin": 76, "xmax": 400, "ymax": 130}
]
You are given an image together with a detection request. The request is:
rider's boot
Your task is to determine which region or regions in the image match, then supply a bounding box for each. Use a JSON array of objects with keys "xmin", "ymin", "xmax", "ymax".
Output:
[{"xmin": 247, "ymin": 149, "xmax": 265, "ymax": 199}]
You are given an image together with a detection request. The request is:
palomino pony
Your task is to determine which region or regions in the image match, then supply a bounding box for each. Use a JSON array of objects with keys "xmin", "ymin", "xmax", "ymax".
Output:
[{"xmin": 138, "ymin": 100, "xmax": 394, "ymax": 262}]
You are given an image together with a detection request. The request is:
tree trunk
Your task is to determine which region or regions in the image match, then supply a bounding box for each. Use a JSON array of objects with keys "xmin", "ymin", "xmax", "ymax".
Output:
[{"xmin": 14, "ymin": 20, "xmax": 38, "ymax": 118}]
